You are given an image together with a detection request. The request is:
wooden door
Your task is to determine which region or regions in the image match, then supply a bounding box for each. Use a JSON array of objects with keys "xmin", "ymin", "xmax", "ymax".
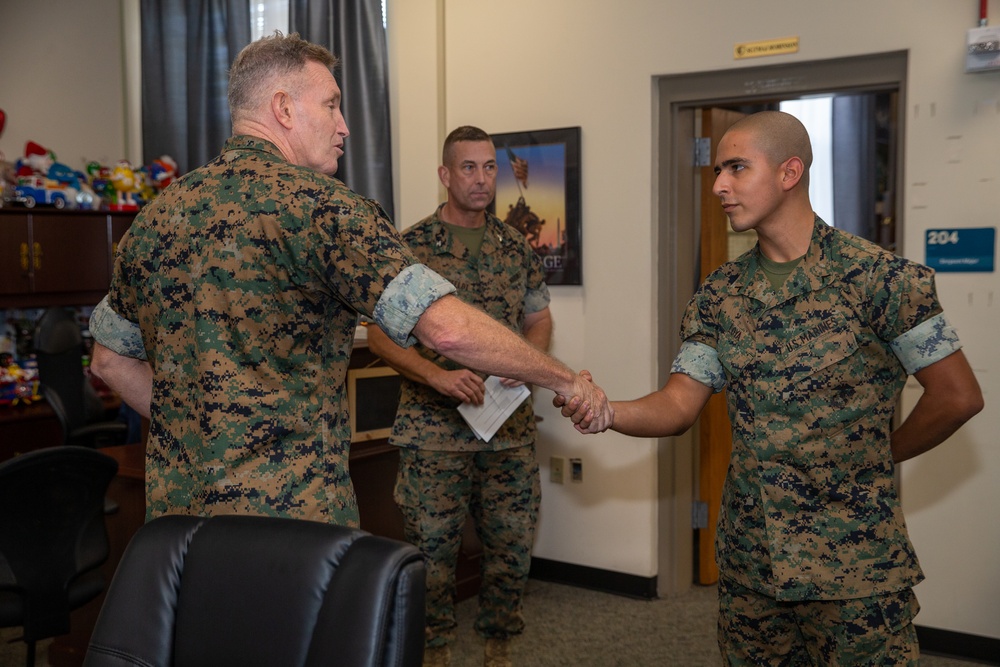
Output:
[{"xmin": 695, "ymin": 108, "xmax": 745, "ymax": 584}]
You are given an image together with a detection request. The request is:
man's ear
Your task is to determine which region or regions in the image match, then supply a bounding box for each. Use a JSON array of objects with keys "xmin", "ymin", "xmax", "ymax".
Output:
[
  {"xmin": 780, "ymin": 156, "xmax": 805, "ymax": 191},
  {"xmin": 271, "ymin": 90, "xmax": 294, "ymax": 130},
  {"xmin": 437, "ymin": 164, "xmax": 450, "ymax": 188}
]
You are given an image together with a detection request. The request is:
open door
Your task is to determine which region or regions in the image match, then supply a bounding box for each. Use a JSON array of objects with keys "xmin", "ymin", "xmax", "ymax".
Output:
[
  {"xmin": 658, "ymin": 53, "xmax": 906, "ymax": 595},
  {"xmin": 695, "ymin": 108, "xmax": 745, "ymax": 585}
]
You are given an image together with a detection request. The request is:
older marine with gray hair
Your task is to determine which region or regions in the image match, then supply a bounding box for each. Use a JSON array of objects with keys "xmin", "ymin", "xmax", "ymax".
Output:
[{"xmin": 90, "ymin": 32, "xmax": 611, "ymax": 529}]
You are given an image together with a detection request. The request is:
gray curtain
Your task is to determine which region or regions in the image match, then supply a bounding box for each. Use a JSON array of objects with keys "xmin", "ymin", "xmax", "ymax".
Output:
[
  {"xmin": 141, "ymin": 0, "xmax": 251, "ymax": 175},
  {"xmin": 290, "ymin": 0, "xmax": 394, "ymax": 220},
  {"xmin": 831, "ymin": 95, "xmax": 876, "ymax": 242}
]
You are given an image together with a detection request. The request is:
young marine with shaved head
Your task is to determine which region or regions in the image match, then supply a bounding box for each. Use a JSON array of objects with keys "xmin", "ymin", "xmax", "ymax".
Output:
[{"xmin": 558, "ymin": 110, "xmax": 982, "ymax": 664}]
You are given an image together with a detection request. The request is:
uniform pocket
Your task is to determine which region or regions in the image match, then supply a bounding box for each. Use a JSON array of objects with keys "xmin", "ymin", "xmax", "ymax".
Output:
[
  {"xmin": 877, "ymin": 588, "xmax": 920, "ymax": 633},
  {"xmin": 773, "ymin": 315, "xmax": 863, "ymax": 430},
  {"xmin": 777, "ymin": 316, "xmax": 859, "ymax": 385},
  {"xmin": 392, "ymin": 449, "xmax": 420, "ymax": 511},
  {"xmin": 716, "ymin": 335, "xmax": 754, "ymax": 378}
]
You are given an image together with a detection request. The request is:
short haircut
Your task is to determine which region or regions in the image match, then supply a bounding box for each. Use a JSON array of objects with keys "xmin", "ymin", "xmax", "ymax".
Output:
[
  {"xmin": 228, "ymin": 31, "xmax": 339, "ymax": 123},
  {"xmin": 442, "ymin": 126, "xmax": 493, "ymax": 165},
  {"xmin": 728, "ymin": 110, "xmax": 813, "ymax": 178}
]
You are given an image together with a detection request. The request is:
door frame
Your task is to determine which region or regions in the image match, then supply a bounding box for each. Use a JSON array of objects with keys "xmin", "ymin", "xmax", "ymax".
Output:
[{"xmin": 653, "ymin": 51, "xmax": 908, "ymax": 596}]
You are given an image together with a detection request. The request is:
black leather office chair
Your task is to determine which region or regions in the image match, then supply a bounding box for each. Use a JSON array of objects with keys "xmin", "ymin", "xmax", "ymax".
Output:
[
  {"xmin": 0, "ymin": 446, "xmax": 119, "ymax": 667},
  {"xmin": 84, "ymin": 514, "xmax": 427, "ymax": 667},
  {"xmin": 32, "ymin": 307, "xmax": 128, "ymax": 448}
]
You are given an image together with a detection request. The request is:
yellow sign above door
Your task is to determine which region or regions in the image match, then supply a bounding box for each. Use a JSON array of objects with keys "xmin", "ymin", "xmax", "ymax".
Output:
[{"xmin": 733, "ymin": 37, "xmax": 799, "ymax": 60}]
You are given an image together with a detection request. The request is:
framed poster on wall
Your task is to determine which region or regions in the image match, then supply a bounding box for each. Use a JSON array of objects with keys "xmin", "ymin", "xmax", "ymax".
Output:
[{"xmin": 489, "ymin": 127, "xmax": 581, "ymax": 285}]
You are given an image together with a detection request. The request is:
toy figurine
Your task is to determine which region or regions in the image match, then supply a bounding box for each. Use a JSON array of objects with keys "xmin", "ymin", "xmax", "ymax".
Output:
[
  {"xmin": 149, "ymin": 155, "xmax": 178, "ymax": 192},
  {"xmin": 15, "ymin": 141, "xmax": 54, "ymax": 178},
  {"xmin": 9, "ymin": 141, "xmax": 100, "ymax": 210},
  {"xmin": 5, "ymin": 141, "xmax": 97, "ymax": 209},
  {"xmin": 0, "ymin": 354, "xmax": 40, "ymax": 406},
  {"xmin": 110, "ymin": 159, "xmax": 141, "ymax": 211},
  {"xmin": 86, "ymin": 161, "xmax": 115, "ymax": 202}
]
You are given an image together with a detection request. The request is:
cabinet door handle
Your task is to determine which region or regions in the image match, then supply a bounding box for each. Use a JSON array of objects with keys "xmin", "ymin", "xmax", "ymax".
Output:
[
  {"xmin": 33, "ymin": 242, "xmax": 42, "ymax": 270},
  {"xmin": 20, "ymin": 243, "xmax": 29, "ymax": 271}
]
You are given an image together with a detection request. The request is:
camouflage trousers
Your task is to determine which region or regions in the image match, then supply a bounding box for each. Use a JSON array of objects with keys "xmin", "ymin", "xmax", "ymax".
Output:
[
  {"xmin": 394, "ymin": 446, "xmax": 540, "ymax": 647},
  {"xmin": 718, "ymin": 577, "xmax": 920, "ymax": 666}
]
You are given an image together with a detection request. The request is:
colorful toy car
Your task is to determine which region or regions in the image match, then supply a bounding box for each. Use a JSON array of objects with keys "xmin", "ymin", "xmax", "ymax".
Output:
[
  {"xmin": 12, "ymin": 174, "xmax": 99, "ymax": 210},
  {"xmin": 14, "ymin": 176, "xmax": 75, "ymax": 208}
]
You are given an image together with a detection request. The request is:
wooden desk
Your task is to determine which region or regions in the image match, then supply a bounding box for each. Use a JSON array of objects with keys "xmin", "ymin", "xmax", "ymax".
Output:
[
  {"xmin": 0, "ymin": 401, "xmax": 64, "ymax": 459},
  {"xmin": 0, "ymin": 395, "xmax": 121, "ymax": 460}
]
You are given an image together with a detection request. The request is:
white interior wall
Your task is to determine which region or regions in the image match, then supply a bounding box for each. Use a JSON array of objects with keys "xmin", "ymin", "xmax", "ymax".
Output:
[
  {"xmin": 392, "ymin": 0, "xmax": 1000, "ymax": 638},
  {"xmin": 895, "ymin": 10, "xmax": 1000, "ymax": 639},
  {"xmin": 0, "ymin": 0, "xmax": 127, "ymax": 170},
  {"xmin": 2, "ymin": 0, "xmax": 996, "ymax": 640}
]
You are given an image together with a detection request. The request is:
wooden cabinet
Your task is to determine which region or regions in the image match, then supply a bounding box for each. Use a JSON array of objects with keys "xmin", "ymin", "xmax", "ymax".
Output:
[{"xmin": 0, "ymin": 209, "xmax": 135, "ymax": 308}]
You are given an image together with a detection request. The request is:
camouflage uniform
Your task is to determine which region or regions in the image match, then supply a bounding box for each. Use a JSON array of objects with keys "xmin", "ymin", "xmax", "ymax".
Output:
[
  {"xmin": 390, "ymin": 205, "xmax": 548, "ymax": 646},
  {"xmin": 91, "ymin": 135, "xmax": 455, "ymax": 527},
  {"xmin": 672, "ymin": 218, "xmax": 961, "ymax": 662}
]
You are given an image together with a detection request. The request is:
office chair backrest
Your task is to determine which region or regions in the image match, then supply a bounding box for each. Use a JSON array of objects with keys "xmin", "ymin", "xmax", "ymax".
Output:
[
  {"xmin": 0, "ymin": 446, "xmax": 119, "ymax": 644},
  {"xmin": 84, "ymin": 514, "xmax": 427, "ymax": 667},
  {"xmin": 33, "ymin": 307, "xmax": 128, "ymax": 448},
  {"xmin": 33, "ymin": 307, "xmax": 101, "ymax": 432}
]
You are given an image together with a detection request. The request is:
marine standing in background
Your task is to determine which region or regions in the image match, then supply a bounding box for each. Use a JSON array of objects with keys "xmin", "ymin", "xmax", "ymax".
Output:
[{"xmin": 368, "ymin": 126, "xmax": 549, "ymax": 667}]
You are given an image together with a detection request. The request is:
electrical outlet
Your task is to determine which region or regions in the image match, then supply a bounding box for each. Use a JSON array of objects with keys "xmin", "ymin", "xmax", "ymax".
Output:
[
  {"xmin": 550, "ymin": 456, "xmax": 565, "ymax": 484},
  {"xmin": 570, "ymin": 458, "xmax": 583, "ymax": 482}
]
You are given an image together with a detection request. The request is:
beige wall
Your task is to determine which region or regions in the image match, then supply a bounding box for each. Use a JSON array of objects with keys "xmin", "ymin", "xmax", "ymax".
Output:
[
  {"xmin": 391, "ymin": 0, "xmax": 1000, "ymax": 639},
  {"xmin": 3, "ymin": 0, "xmax": 996, "ymax": 640},
  {"xmin": 0, "ymin": 0, "xmax": 129, "ymax": 169}
]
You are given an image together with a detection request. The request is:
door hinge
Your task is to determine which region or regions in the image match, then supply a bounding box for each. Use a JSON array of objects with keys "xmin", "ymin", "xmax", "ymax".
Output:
[
  {"xmin": 694, "ymin": 137, "xmax": 712, "ymax": 167},
  {"xmin": 692, "ymin": 500, "xmax": 709, "ymax": 529}
]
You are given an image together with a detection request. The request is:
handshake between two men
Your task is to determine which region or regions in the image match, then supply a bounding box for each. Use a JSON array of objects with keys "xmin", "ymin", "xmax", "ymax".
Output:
[
  {"xmin": 555, "ymin": 369, "xmax": 614, "ymax": 434},
  {"xmin": 556, "ymin": 369, "xmax": 615, "ymax": 434}
]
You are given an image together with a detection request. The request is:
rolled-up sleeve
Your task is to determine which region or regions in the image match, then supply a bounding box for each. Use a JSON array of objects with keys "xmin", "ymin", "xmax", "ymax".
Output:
[
  {"xmin": 524, "ymin": 284, "xmax": 551, "ymax": 315},
  {"xmin": 89, "ymin": 295, "xmax": 148, "ymax": 360},
  {"xmin": 372, "ymin": 263, "xmax": 456, "ymax": 348},
  {"xmin": 890, "ymin": 313, "xmax": 962, "ymax": 375},
  {"xmin": 671, "ymin": 340, "xmax": 726, "ymax": 392}
]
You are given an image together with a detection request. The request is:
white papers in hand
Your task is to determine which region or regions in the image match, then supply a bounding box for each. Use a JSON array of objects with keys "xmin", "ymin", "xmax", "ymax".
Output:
[{"xmin": 457, "ymin": 376, "xmax": 530, "ymax": 442}]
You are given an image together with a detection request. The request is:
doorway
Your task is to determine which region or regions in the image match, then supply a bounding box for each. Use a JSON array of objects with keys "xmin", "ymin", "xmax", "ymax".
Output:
[{"xmin": 653, "ymin": 51, "xmax": 908, "ymax": 595}]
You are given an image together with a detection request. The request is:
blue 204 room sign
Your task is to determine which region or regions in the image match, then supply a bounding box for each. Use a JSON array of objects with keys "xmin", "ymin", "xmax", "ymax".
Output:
[{"xmin": 925, "ymin": 227, "xmax": 995, "ymax": 273}]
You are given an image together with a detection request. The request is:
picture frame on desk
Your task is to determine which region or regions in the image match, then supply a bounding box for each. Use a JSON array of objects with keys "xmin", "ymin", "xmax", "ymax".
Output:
[{"xmin": 347, "ymin": 365, "xmax": 402, "ymax": 442}]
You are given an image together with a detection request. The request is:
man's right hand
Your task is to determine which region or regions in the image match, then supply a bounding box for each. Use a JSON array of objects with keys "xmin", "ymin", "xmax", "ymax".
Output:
[
  {"xmin": 430, "ymin": 368, "xmax": 486, "ymax": 405},
  {"xmin": 557, "ymin": 370, "xmax": 613, "ymax": 433}
]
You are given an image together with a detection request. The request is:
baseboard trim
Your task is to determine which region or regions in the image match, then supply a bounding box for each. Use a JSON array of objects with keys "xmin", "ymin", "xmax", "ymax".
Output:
[
  {"xmin": 916, "ymin": 625, "xmax": 1000, "ymax": 665},
  {"xmin": 529, "ymin": 557, "xmax": 658, "ymax": 599}
]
